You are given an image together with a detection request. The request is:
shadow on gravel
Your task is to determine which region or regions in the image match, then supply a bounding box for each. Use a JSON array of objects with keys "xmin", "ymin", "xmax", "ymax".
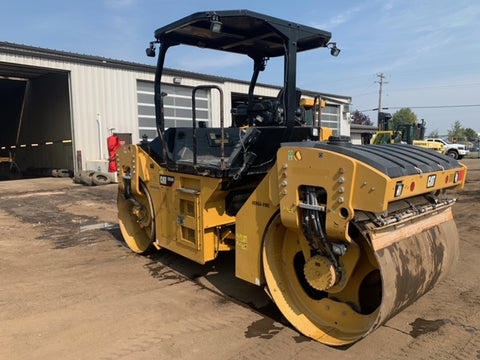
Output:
[{"xmin": 113, "ymin": 242, "xmax": 298, "ymax": 340}]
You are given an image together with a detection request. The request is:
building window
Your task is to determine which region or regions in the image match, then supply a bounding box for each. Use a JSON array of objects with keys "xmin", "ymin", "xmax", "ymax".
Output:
[
  {"xmin": 321, "ymin": 105, "xmax": 340, "ymax": 136},
  {"xmin": 136, "ymin": 81, "xmax": 210, "ymax": 141}
]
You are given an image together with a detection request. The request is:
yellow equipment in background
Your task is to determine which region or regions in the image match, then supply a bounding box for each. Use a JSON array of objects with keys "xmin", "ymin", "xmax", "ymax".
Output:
[
  {"xmin": 117, "ymin": 10, "xmax": 467, "ymax": 345},
  {"xmin": 372, "ymin": 130, "xmax": 445, "ymax": 153},
  {"xmin": 372, "ymin": 118, "xmax": 445, "ymax": 153}
]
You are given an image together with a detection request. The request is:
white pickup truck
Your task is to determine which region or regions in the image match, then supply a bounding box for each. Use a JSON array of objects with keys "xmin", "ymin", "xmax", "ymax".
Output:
[{"xmin": 425, "ymin": 138, "xmax": 469, "ymax": 159}]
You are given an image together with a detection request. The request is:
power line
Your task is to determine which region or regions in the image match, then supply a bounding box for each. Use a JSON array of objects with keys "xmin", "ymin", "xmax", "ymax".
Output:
[
  {"xmin": 350, "ymin": 82, "xmax": 480, "ymax": 98},
  {"xmin": 386, "ymin": 82, "xmax": 480, "ymax": 92},
  {"xmin": 360, "ymin": 104, "xmax": 480, "ymax": 112}
]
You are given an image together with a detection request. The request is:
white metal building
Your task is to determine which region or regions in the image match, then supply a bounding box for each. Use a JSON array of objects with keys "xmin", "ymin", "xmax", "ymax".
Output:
[
  {"xmin": 350, "ymin": 124, "xmax": 378, "ymax": 145},
  {"xmin": 0, "ymin": 42, "xmax": 352, "ymax": 176}
]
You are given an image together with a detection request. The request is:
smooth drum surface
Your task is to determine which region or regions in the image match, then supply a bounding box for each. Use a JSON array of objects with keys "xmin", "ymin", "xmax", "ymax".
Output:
[{"xmin": 371, "ymin": 207, "xmax": 459, "ymax": 331}]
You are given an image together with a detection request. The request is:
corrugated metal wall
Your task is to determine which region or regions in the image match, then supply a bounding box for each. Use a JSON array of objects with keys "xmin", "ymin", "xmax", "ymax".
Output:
[{"xmin": 69, "ymin": 65, "xmax": 142, "ymax": 164}]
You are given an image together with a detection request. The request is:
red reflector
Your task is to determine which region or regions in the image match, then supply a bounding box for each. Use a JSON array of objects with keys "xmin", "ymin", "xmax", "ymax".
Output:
[
  {"xmin": 410, "ymin": 182, "xmax": 415, "ymax": 191},
  {"xmin": 445, "ymin": 175, "xmax": 449, "ymax": 183},
  {"xmin": 458, "ymin": 170, "xmax": 465, "ymax": 181}
]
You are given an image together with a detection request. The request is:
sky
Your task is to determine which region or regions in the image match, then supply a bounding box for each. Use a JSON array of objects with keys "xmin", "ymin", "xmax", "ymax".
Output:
[{"xmin": 2, "ymin": 0, "xmax": 480, "ymax": 136}]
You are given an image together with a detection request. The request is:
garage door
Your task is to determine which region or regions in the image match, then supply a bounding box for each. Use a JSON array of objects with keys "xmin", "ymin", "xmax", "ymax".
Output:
[
  {"xmin": 137, "ymin": 81, "xmax": 209, "ymax": 141},
  {"xmin": 0, "ymin": 68, "xmax": 72, "ymax": 178}
]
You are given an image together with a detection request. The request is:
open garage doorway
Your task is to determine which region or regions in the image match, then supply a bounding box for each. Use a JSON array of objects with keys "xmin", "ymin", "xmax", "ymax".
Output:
[{"xmin": 0, "ymin": 64, "xmax": 72, "ymax": 180}]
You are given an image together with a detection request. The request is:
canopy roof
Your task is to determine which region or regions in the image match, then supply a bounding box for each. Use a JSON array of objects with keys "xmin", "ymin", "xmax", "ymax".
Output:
[{"xmin": 154, "ymin": 10, "xmax": 332, "ymax": 58}]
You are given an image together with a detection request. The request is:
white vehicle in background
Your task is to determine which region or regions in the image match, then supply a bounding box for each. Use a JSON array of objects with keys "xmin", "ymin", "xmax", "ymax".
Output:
[{"xmin": 425, "ymin": 138, "xmax": 469, "ymax": 159}]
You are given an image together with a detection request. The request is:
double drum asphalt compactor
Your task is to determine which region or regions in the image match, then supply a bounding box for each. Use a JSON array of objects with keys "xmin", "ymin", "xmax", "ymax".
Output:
[{"xmin": 117, "ymin": 10, "xmax": 467, "ymax": 345}]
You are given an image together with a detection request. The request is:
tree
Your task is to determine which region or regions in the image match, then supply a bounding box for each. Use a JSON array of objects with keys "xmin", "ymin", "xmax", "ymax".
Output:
[
  {"xmin": 447, "ymin": 121, "xmax": 465, "ymax": 139},
  {"xmin": 392, "ymin": 108, "xmax": 418, "ymax": 128},
  {"xmin": 464, "ymin": 127, "xmax": 478, "ymax": 140},
  {"xmin": 428, "ymin": 129, "xmax": 439, "ymax": 138},
  {"xmin": 351, "ymin": 110, "xmax": 373, "ymax": 125}
]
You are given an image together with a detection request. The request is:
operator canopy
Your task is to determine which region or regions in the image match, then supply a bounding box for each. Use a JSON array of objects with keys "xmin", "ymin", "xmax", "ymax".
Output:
[{"xmin": 153, "ymin": 10, "xmax": 332, "ymax": 58}]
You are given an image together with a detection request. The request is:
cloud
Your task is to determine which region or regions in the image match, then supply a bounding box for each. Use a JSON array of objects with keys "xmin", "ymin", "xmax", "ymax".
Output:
[
  {"xmin": 313, "ymin": 6, "xmax": 362, "ymax": 30},
  {"xmin": 417, "ymin": 3, "xmax": 480, "ymax": 32},
  {"xmin": 382, "ymin": 1, "xmax": 395, "ymax": 11},
  {"xmin": 382, "ymin": 32, "xmax": 454, "ymax": 72},
  {"xmin": 104, "ymin": 0, "xmax": 135, "ymax": 8}
]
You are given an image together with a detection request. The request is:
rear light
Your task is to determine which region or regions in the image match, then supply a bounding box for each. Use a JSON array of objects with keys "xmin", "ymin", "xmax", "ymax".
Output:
[{"xmin": 454, "ymin": 170, "xmax": 465, "ymax": 183}]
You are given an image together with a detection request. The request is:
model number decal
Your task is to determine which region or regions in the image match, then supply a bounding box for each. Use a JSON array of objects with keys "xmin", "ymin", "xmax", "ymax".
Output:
[
  {"xmin": 427, "ymin": 174, "xmax": 436, "ymax": 188},
  {"xmin": 160, "ymin": 175, "xmax": 175, "ymax": 186},
  {"xmin": 252, "ymin": 200, "xmax": 270, "ymax": 208}
]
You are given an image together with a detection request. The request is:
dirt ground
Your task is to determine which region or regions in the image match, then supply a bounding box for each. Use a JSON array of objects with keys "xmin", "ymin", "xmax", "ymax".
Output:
[{"xmin": 1, "ymin": 160, "xmax": 479, "ymax": 360}]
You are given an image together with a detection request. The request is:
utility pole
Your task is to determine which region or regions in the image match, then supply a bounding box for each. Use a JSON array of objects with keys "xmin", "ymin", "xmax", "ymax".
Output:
[{"xmin": 376, "ymin": 73, "xmax": 388, "ymax": 124}]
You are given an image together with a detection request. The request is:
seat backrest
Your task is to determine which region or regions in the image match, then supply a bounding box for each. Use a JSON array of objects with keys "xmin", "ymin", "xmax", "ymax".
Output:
[{"xmin": 275, "ymin": 88, "xmax": 303, "ymax": 125}]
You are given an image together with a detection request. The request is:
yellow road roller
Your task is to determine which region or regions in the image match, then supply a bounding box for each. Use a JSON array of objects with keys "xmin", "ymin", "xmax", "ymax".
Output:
[{"xmin": 117, "ymin": 10, "xmax": 467, "ymax": 345}]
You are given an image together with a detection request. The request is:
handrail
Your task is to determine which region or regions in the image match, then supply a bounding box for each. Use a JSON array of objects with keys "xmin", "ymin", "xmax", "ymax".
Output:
[
  {"xmin": 313, "ymin": 94, "xmax": 322, "ymax": 138},
  {"xmin": 192, "ymin": 85, "xmax": 225, "ymax": 170}
]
